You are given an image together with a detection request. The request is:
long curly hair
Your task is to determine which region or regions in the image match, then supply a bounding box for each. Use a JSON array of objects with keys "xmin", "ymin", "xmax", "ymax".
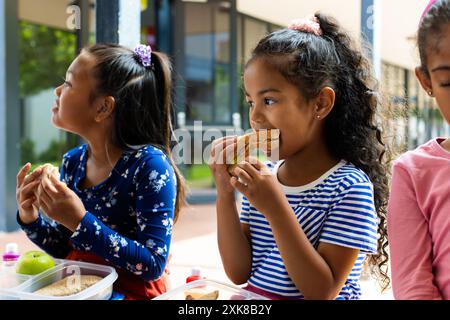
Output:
[{"xmin": 248, "ymin": 13, "xmax": 391, "ymax": 291}]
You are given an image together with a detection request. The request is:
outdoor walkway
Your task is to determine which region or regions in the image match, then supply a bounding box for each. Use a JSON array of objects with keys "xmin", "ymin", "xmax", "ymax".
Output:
[{"xmin": 0, "ymin": 203, "xmax": 393, "ymax": 300}]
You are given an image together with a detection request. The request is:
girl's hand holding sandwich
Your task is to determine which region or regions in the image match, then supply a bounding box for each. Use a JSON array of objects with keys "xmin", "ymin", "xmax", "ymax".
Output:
[
  {"xmin": 210, "ymin": 129, "xmax": 289, "ymax": 218},
  {"xmin": 16, "ymin": 163, "xmax": 43, "ymax": 225},
  {"xmin": 17, "ymin": 163, "xmax": 86, "ymax": 231},
  {"xmin": 209, "ymin": 135, "xmax": 239, "ymax": 196},
  {"xmin": 37, "ymin": 172, "xmax": 87, "ymax": 232},
  {"xmin": 230, "ymin": 157, "xmax": 290, "ymax": 219}
]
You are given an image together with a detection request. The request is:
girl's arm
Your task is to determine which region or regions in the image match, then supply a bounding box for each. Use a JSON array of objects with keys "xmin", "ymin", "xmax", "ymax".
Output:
[
  {"xmin": 17, "ymin": 212, "xmax": 73, "ymax": 258},
  {"xmin": 69, "ymin": 156, "xmax": 176, "ymax": 282},
  {"xmin": 387, "ymin": 163, "xmax": 442, "ymax": 300},
  {"xmin": 209, "ymin": 136, "xmax": 253, "ymax": 284},
  {"xmin": 216, "ymin": 193, "xmax": 252, "ymax": 285}
]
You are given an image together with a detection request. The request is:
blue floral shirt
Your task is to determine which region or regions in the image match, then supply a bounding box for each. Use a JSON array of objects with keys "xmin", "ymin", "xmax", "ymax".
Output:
[{"xmin": 18, "ymin": 144, "xmax": 177, "ymax": 282}]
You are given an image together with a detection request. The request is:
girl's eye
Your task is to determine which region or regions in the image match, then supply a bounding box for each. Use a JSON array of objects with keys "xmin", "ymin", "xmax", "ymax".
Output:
[
  {"xmin": 246, "ymin": 100, "xmax": 255, "ymax": 108},
  {"xmin": 264, "ymin": 98, "xmax": 276, "ymax": 106},
  {"xmin": 441, "ymin": 83, "xmax": 450, "ymax": 87},
  {"xmin": 61, "ymin": 77, "xmax": 71, "ymax": 87}
]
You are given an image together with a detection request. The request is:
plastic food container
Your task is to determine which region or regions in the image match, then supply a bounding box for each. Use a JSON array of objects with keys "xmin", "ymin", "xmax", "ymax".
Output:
[
  {"xmin": 0, "ymin": 259, "xmax": 118, "ymax": 300},
  {"xmin": 0, "ymin": 272, "xmax": 31, "ymax": 291},
  {"xmin": 153, "ymin": 279, "xmax": 270, "ymax": 300}
]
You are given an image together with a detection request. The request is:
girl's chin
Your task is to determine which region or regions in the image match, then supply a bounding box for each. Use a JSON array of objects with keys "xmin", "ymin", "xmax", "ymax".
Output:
[{"xmin": 51, "ymin": 114, "xmax": 62, "ymax": 129}]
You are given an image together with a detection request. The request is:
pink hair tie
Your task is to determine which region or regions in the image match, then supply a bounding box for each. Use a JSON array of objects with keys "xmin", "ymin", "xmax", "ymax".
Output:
[
  {"xmin": 421, "ymin": 0, "xmax": 437, "ymax": 21},
  {"xmin": 288, "ymin": 15, "xmax": 323, "ymax": 36}
]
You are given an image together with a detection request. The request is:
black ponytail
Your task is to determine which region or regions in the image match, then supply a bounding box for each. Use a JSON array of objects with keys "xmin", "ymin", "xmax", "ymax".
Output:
[{"xmin": 83, "ymin": 44, "xmax": 186, "ymax": 222}]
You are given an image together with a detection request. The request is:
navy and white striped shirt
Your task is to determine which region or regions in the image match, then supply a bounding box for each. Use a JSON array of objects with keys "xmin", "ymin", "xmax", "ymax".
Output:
[{"xmin": 239, "ymin": 160, "xmax": 378, "ymax": 300}]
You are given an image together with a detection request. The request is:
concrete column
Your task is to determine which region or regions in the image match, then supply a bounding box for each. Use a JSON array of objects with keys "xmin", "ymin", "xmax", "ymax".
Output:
[
  {"xmin": 230, "ymin": 0, "xmax": 238, "ymax": 122},
  {"xmin": 118, "ymin": 0, "xmax": 141, "ymax": 48},
  {"xmin": 96, "ymin": 0, "xmax": 119, "ymax": 43},
  {"xmin": 156, "ymin": 0, "xmax": 172, "ymax": 54},
  {"xmin": 76, "ymin": 0, "xmax": 91, "ymax": 52},
  {"xmin": 96, "ymin": 0, "xmax": 141, "ymax": 48},
  {"xmin": 0, "ymin": 0, "xmax": 20, "ymax": 232},
  {"xmin": 361, "ymin": 0, "xmax": 381, "ymax": 79}
]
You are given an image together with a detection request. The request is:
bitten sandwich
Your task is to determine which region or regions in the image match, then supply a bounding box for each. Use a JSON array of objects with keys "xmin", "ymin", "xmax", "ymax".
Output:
[
  {"xmin": 35, "ymin": 163, "xmax": 60, "ymax": 181},
  {"xmin": 227, "ymin": 129, "xmax": 280, "ymax": 176}
]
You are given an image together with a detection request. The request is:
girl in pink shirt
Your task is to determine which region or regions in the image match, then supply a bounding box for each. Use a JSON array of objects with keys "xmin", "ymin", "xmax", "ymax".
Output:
[{"xmin": 387, "ymin": 0, "xmax": 450, "ymax": 300}]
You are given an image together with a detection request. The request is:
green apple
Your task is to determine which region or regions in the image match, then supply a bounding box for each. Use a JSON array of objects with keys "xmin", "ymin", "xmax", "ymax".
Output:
[{"xmin": 15, "ymin": 251, "xmax": 55, "ymax": 275}]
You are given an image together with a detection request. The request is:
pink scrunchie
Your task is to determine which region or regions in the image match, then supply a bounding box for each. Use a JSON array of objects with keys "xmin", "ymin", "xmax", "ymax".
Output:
[
  {"xmin": 288, "ymin": 15, "xmax": 323, "ymax": 36},
  {"xmin": 421, "ymin": 0, "xmax": 437, "ymax": 20}
]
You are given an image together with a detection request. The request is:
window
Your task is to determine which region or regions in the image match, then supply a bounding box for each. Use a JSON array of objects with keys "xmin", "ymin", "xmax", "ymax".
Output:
[
  {"xmin": 141, "ymin": 0, "xmax": 157, "ymax": 48},
  {"xmin": 18, "ymin": 0, "xmax": 78, "ymax": 167},
  {"xmin": 381, "ymin": 61, "xmax": 444, "ymax": 150},
  {"xmin": 184, "ymin": 0, "xmax": 232, "ymax": 125},
  {"xmin": 238, "ymin": 16, "xmax": 271, "ymax": 130},
  {"xmin": 243, "ymin": 17, "xmax": 268, "ymax": 63},
  {"xmin": 18, "ymin": 0, "xmax": 97, "ymax": 167}
]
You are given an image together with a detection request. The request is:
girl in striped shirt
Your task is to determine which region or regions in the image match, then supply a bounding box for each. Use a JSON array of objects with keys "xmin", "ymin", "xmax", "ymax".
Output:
[{"xmin": 209, "ymin": 13, "xmax": 390, "ymax": 300}]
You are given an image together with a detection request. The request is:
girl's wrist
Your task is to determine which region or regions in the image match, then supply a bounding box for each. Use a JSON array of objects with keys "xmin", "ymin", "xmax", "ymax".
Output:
[
  {"xmin": 63, "ymin": 209, "xmax": 86, "ymax": 232},
  {"xmin": 261, "ymin": 199, "xmax": 292, "ymax": 222},
  {"xmin": 216, "ymin": 185, "xmax": 236, "ymax": 199},
  {"xmin": 18, "ymin": 210, "xmax": 39, "ymax": 225},
  {"xmin": 216, "ymin": 190, "xmax": 236, "ymax": 202},
  {"xmin": 216, "ymin": 193, "xmax": 239, "ymax": 216}
]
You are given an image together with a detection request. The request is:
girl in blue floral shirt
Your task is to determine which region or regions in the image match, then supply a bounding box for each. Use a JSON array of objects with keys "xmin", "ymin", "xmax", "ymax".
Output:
[{"xmin": 15, "ymin": 44, "xmax": 186, "ymax": 299}]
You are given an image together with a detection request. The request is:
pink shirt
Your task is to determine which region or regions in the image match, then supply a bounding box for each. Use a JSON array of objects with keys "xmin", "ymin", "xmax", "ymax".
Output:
[{"xmin": 387, "ymin": 138, "xmax": 450, "ymax": 300}]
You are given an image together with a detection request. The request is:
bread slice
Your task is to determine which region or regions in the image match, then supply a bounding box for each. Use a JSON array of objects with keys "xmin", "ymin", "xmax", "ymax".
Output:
[
  {"xmin": 227, "ymin": 129, "xmax": 280, "ymax": 176},
  {"xmin": 34, "ymin": 275, "xmax": 103, "ymax": 297},
  {"xmin": 39, "ymin": 163, "xmax": 60, "ymax": 181},
  {"xmin": 185, "ymin": 289, "xmax": 219, "ymax": 300}
]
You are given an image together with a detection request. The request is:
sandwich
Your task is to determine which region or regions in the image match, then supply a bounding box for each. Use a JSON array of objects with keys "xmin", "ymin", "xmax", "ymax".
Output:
[
  {"xmin": 34, "ymin": 164, "xmax": 61, "ymax": 208},
  {"xmin": 30, "ymin": 163, "xmax": 60, "ymax": 181},
  {"xmin": 37, "ymin": 163, "xmax": 60, "ymax": 181},
  {"xmin": 227, "ymin": 129, "xmax": 280, "ymax": 176},
  {"xmin": 185, "ymin": 289, "xmax": 219, "ymax": 300}
]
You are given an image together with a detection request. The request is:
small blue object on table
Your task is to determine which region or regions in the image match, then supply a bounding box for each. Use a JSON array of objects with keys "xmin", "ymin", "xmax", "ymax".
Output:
[{"xmin": 109, "ymin": 291, "xmax": 125, "ymax": 300}]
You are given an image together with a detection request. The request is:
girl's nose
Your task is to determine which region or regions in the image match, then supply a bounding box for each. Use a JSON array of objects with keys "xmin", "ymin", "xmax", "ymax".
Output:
[
  {"xmin": 54, "ymin": 84, "xmax": 62, "ymax": 97},
  {"xmin": 250, "ymin": 105, "xmax": 265, "ymax": 125}
]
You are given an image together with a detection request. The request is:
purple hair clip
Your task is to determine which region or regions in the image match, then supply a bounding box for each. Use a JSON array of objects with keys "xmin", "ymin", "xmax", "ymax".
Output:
[
  {"xmin": 134, "ymin": 44, "xmax": 152, "ymax": 67},
  {"xmin": 288, "ymin": 15, "xmax": 323, "ymax": 36}
]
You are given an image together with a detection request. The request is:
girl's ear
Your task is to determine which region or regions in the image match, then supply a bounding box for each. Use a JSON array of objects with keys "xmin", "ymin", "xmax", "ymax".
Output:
[
  {"xmin": 95, "ymin": 96, "xmax": 115, "ymax": 122},
  {"xmin": 415, "ymin": 66, "xmax": 434, "ymax": 96},
  {"xmin": 315, "ymin": 86, "xmax": 336, "ymax": 120}
]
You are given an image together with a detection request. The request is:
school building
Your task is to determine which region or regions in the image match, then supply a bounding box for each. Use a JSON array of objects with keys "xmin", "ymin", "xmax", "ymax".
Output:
[{"xmin": 0, "ymin": 0, "xmax": 448, "ymax": 232}]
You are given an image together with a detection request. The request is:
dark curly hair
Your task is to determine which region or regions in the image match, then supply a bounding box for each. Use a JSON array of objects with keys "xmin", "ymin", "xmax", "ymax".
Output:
[{"xmin": 247, "ymin": 13, "xmax": 391, "ymax": 291}]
